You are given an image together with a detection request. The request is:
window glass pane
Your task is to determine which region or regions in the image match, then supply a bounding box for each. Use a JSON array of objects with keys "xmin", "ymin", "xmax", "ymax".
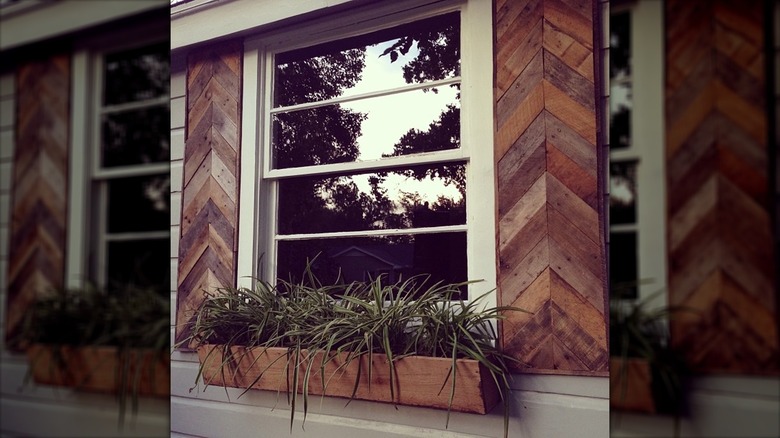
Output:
[
  {"xmin": 103, "ymin": 42, "xmax": 169, "ymax": 106},
  {"xmin": 610, "ymin": 82, "xmax": 631, "ymax": 150},
  {"xmin": 610, "ymin": 231, "xmax": 638, "ymax": 299},
  {"xmin": 102, "ymin": 106, "xmax": 170, "ymax": 167},
  {"xmin": 610, "ymin": 12, "xmax": 631, "ymax": 78},
  {"xmin": 272, "ymin": 91, "xmax": 459, "ymax": 169},
  {"xmin": 609, "ymin": 160, "xmax": 637, "ymax": 225},
  {"xmin": 276, "ymin": 232, "xmax": 467, "ymax": 297},
  {"xmin": 107, "ymin": 175, "xmax": 170, "ymax": 233},
  {"xmin": 278, "ymin": 163, "xmax": 466, "ymax": 234},
  {"xmin": 273, "ymin": 12, "xmax": 460, "ymax": 107},
  {"xmin": 610, "ymin": 11, "xmax": 631, "ymax": 150},
  {"xmin": 106, "ymin": 238, "xmax": 169, "ymax": 290}
]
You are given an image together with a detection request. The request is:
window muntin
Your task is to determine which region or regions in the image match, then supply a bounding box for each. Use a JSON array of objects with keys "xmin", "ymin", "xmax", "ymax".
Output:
[
  {"xmin": 263, "ymin": 11, "xmax": 469, "ymax": 291},
  {"xmin": 91, "ymin": 42, "xmax": 170, "ymax": 291}
]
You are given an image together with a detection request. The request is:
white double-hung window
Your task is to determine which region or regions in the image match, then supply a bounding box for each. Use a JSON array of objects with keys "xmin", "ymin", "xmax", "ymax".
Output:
[
  {"xmin": 67, "ymin": 38, "xmax": 170, "ymax": 291},
  {"xmin": 238, "ymin": 1, "xmax": 495, "ymax": 301},
  {"xmin": 91, "ymin": 41, "xmax": 170, "ymax": 290}
]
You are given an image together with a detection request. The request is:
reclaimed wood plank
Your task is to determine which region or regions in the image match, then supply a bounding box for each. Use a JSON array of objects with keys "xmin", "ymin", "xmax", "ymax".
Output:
[{"xmin": 6, "ymin": 55, "xmax": 69, "ymax": 348}]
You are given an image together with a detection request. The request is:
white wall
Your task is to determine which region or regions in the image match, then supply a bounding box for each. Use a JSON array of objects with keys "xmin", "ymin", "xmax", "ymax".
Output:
[{"xmin": 168, "ymin": 1, "xmax": 610, "ymax": 437}]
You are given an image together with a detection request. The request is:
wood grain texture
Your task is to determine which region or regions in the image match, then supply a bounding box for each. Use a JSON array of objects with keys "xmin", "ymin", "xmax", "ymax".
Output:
[
  {"xmin": 494, "ymin": 0, "xmax": 608, "ymax": 375},
  {"xmin": 175, "ymin": 41, "xmax": 242, "ymax": 344},
  {"xmin": 665, "ymin": 0, "xmax": 778, "ymax": 374},
  {"xmin": 6, "ymin": 56, "xmax": 70, "ymax": 348},
  {"xmin": 198, "ymin": 345, "xmax": 501, "ymax": 414}
]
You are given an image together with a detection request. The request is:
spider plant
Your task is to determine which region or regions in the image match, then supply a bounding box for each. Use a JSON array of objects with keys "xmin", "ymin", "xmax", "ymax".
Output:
[
  {"xmin": 14, "ymin": 285, "xmax": 170, "ymax": 426},
  {"xmin": 179, "ymin": 270, "xmax": 528, "ymax": 438},
  {"xmin": 610, "ymin": 289, "xmax": 694, "ymax": 418}
]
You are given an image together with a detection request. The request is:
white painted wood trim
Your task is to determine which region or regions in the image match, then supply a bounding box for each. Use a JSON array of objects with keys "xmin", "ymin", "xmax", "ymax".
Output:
[
  {"xmin": 65, "ymin": 50, "xmax": 91, "ymax": 289},
  {"xmin": 265, "ymin": 151, "xmax": 467, "ymax": 180},
  {"xmin": 631, "ymin": 0, "xmax": 667, "ymax": 308},
  {"xmin": 236, "ymin": 46, "xmax": 261, "ymax": 290},
  {"xmin": 275, "ymin": 224, "xmax": 468, "ymax": 241},
  {"xmin": 92, "ymin": 163, "xmax": 170, "ymax": 180},
  {"xmin": 460, "ymin": 0, "xmax": 496, "ymax": 306},
  {"xmin": 173, "ymin": 0, "xmax": 358, "ymax": 49},
  {"xmin": 269, "ymin": 77, "xmax": 462, "ymax": 114},
  {"xmin": 0, "ymin": 0, "xmax": 167, "ymax": 51}
]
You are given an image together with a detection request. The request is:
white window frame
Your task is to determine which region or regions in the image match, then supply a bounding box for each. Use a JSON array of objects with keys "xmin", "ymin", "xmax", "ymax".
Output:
[
  {"xmin": 235, "ymin": 0, "xmax": 497, "ymax": 307},
  {"xmin": 65, "ymin": 35, "xmax": 170, "ymax": 290}
]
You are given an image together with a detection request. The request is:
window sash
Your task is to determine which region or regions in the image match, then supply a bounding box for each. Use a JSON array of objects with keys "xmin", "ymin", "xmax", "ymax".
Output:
[{"xmin": 261, "ymin": 13, "xmax": 467, "ymax": 284}]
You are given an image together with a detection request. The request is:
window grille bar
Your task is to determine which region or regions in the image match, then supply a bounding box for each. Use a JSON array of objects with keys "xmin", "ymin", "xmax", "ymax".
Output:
[
  {"xmin": 269, "ymin": 76, "xmax": 461, "ymax": 115},
  {"xmin": 275, "ymin": 225, "xmax": 468, "ymax": 241}
]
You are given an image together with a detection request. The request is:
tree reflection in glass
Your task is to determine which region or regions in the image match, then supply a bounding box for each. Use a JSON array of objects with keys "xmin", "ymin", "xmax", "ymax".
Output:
[
  {"xmin": 278, "ymin": 163, "xmax": 465, "ymax": 235},
  {"xmin": 271, "ymin": 13, "xmax": 466, "ymax": 293}
]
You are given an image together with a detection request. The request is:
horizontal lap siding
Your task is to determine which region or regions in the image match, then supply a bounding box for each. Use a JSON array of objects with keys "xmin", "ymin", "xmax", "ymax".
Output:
[
  {"xmin": 175, "ymin": 41, "xmax": 242, "ymax": 344},
  {"xmin": 5, "ymin": 56, "xmax": 69, "ymax": 348},
  {"xmin": 494, "ymin": 0, "xmax": 608, "ymax": 376},
  {"xmin": 665, "ymin": 0, "xmax": 778, "ymax": 374}
]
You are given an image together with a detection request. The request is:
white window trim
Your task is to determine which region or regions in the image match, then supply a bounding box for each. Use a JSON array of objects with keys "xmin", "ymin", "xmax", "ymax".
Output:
[{"xmin": 236, "ymin": 0, "xmax": 496, "ymax": 308}]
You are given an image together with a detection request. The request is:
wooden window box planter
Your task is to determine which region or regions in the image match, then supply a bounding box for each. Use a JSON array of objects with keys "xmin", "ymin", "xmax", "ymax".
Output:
[
  {"xmin": 197, "ymin": 344, "xmax": 500, "ymax": 414},
  {"xmin": 609, "ymin": 357, "xmax": 655, "ymax": 414},
  {"xmin": 26, "ymin": 344, "xmax": 169, "ymax": 397}
]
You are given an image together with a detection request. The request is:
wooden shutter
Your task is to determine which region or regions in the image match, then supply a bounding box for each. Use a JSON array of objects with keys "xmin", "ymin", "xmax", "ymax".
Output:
[
  {"xmin": 665, "ymin": 0, "xmax": 778, "ymax": 373},
  {"xmin": 493, "ymin": 0, "xmax": 609, "ymax": 375},
  {"xmin": 175, "ymin": 41, "xmax": 243, "ymax": 344},
  {"xmin": 5, "ymin": 55, "xmax": 70, "ymax": 347}
]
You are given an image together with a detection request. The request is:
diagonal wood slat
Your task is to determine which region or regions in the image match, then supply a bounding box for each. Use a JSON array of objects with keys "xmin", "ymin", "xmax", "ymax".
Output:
[
  {"xmin": 665, "ymin": 0, "xmax": 778, "ymax": 374},
  {"xmin": 6, "ymin": 55, "xmax": 70, "ymax": 348},
  {"xmin": 494, "ymin": 0, "xmax": 608, "ymax": 375},
  {"xmin": 176, "ymin": 41, "xmax": 242, "ymax": 345}
]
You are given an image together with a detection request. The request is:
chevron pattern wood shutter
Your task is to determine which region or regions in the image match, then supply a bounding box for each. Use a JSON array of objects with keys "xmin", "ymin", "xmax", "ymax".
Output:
[
  {"xmin": 6, "ymin": 56, "xmax": 70, "ymax": 347},
  {"xmin": 175, "ymin": 41, "xmax": 242, "ymax": 343},
  {"xmin": 494, "ymin": 0, "xmax": 608, "ymax": 375},
  {"xmin": 665, "ymin": 0, "xmax": 778, "ymax": 373}
]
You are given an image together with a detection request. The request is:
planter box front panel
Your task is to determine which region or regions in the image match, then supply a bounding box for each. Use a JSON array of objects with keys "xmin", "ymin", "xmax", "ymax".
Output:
[
  {"xmin": 609, "ymin": 357, "xmax": 655, "ymax": 413},
  {"xmin": 198, "ymin": 345, "xmax": 500, "ymax": 414},
  {"xmin": 27, "ymin": 344, "xmax": 169, "ymax": 397}
]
